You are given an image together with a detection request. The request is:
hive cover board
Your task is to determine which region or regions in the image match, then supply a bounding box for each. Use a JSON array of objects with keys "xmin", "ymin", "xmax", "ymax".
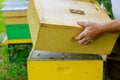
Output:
[{"xmin": 27, "ymin": 0, "xmax": 118, "ymax": 54}]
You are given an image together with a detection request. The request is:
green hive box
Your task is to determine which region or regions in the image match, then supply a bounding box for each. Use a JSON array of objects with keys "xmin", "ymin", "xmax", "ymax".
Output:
[{"xmin": 6, "ymin": 24, "xmax": 31, "ymax": 40}]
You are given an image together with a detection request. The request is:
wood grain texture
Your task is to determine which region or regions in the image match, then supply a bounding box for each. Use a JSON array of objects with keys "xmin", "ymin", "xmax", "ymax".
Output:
[
  {"xmin": 2, "ymin": 11, "xmax": 28, "ymax": 24},
  {"xmin": 36, "ymin": 0, "xmax": 111, "ymax": 27},
  {"xmin": 2, "ymin": 11, "xmax": 27, "ymax": 17}
]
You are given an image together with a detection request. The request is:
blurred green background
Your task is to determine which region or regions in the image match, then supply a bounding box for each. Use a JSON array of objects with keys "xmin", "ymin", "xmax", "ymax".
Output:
[{"xmin": 0, "ymin": 0, "xmax": 5, "ymax": 33}]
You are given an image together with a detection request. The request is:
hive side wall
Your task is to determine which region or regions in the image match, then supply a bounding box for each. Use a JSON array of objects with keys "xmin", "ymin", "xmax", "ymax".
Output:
[{"xmin": 27, "ymin": 0, "xmax": 41, "ymax": 48}]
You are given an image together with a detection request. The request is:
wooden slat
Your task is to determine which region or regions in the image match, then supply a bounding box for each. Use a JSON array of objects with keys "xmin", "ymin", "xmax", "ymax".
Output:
[
  {"xmin": 4, "ymin": 17, "xmax": 28, "ymax": 24},
  {"xmin": 2, "ymin": 11, "xmax": 27, "ymax": 17}
]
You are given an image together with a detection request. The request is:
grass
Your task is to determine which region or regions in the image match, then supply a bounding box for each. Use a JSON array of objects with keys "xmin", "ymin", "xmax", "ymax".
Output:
[
  {"xmin": 0, "ymin": 46, "xmax": 28, "ymax": 80},
  {"xmin": 0, "ymin": 28, "xmax": 29, "ymax": 80},
  {"xmin": 97, "ymin": 0, "xmax": 114, "ymax": 19},
  {"xmin": 0, "ymin": 0, "xmax": 5, "ymax": 33},
  {"xmin": 0, "ymin": 37, "xmax": 29, "ymax": 80}
]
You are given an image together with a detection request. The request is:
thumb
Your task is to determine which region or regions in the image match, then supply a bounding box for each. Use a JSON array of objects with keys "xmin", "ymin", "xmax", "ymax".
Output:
[{"xmin": 77, "ymin": 21, "xmax": 88, "ymax": 28}]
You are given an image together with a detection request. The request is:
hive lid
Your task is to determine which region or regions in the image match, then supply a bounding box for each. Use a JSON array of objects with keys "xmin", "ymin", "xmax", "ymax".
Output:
[
  {"xmin": 34, "ymin": 0, "xmax": 111, "ymax": 28},
  {"xmin": 1, "ymin": 0, "xmax": 28, "ymax": 17}
]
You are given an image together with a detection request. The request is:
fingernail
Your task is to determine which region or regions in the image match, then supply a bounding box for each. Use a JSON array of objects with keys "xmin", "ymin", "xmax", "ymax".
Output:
[
  {"xmin": 72, "ymin": 37, "xmax": 77, "ymax": 41},
  {"xmin": 78, "ymin": 41, "xmax": 82, "ymax": 44},
  {"xmin": 75, "ymin": 36, "xmax": 78, "ymax": 40},
  {"xmin": 83, "ymin": 43, "xmax": 87, "ymax": 45}
]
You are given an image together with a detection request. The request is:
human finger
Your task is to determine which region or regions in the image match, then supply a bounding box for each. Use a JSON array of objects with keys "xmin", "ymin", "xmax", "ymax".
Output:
[
  {"xmin": 77, "ymin": 37, "xmax": 89, "ymax": 44},
  {"xmin": 77, "ymin": 21, "xmax": 88, "ymax": 28},
  {"xmin": 75, "ymin": 31, "xmax": 85, "ymax": 40},
  {"xmin": 82, "ymin": 39, "xmax": 94, "ymax": 45}
]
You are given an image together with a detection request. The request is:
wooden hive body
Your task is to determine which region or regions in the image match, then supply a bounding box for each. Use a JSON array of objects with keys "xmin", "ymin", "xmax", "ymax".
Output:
[
  {"xmin": 27, "ymin": 0, "xmax": 118, "ymax": 54},
  {"xmin": 27, "ymin": 50, "xmax": 103, "ymax": 80},
  {"xmin": 2, "ymin": 1, "xmax": 32, "ymax": 45}
]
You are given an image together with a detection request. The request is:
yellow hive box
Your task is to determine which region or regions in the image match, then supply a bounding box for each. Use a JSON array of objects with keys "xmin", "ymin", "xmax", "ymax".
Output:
[
  {"xmin": 27, "ymin": 50, "xmax": 103, "ymax": 80},
  {"xmin": 27, "ymin": 0, "xmax": 118, "ymax": 54}
]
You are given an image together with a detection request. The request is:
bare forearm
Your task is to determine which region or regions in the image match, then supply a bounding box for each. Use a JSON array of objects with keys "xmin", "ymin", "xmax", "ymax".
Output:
[{"xmin": 103, "ymin": 19, "xmax": 120, "ymax": 33}]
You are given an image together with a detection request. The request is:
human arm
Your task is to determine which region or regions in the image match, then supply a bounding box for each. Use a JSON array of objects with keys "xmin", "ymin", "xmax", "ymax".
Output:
[{"xmin": 75, "ymin": 19, "xmax": 120, "ymax": 45}]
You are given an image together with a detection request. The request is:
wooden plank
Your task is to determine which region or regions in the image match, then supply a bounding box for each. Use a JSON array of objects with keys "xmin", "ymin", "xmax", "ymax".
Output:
[
  {"xmin": 4, "ymin": 17, "xmax": 28, "ymax": 24},
  {"xmin": 35, "ymin": 0, "xmax": 111, "ymax": 26},
  {"xmin": 27, "ymin": 0, "xmax": 40, "ymax": 48},
  {"xmin": 2, "ymin": 11, "xmax": 27, "ymax": 17}
]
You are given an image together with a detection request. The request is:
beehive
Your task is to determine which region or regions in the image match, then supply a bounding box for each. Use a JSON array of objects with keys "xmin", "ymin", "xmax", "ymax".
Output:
[
  {"xmin": 27, "ymin": 0, "xmax": 118, "ymax": 54},
  {"xmin": 2, "ymin": 1, "xmax": 31, "ymax": 45},
  {"xmin": 27, "ymin": 50, "xmax": 103, "ymax": 80}
]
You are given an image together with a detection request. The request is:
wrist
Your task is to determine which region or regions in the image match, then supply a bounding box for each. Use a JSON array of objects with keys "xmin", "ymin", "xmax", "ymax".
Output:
[
  {"xmin": 100, "ymin": 22, "xmax": 112, "ymax": 33},
  {"xmin": 99, "ymin": 24, "xmax": 107, "ymax": 34}
]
